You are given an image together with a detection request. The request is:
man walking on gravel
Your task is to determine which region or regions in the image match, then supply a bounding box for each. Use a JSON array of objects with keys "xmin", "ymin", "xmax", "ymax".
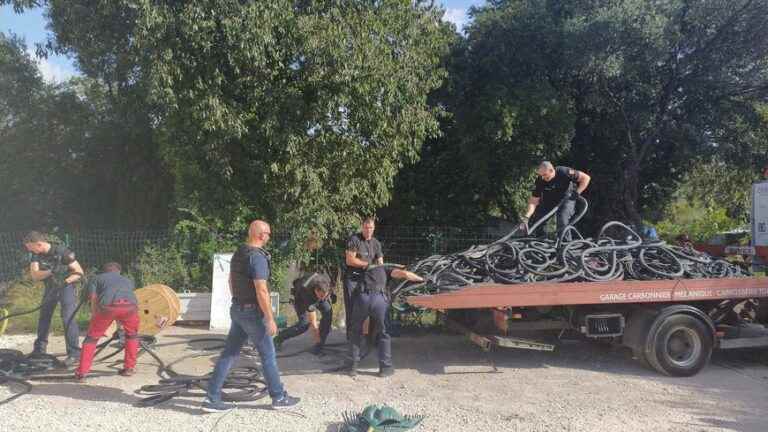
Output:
[{"xmin": 203, "ymin": 220, "xmax": 300, "ymax": 412}]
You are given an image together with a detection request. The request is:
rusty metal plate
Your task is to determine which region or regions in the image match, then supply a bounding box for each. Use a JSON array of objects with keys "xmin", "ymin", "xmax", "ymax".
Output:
[{"xmin": 406, "ymin": 277, "xmax": 768, "ymax": 310}]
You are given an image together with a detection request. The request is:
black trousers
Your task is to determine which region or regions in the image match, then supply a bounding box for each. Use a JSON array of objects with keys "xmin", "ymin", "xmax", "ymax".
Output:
[
  {"xmin": 35, "ymin": 283, "xmax": 81, "ymax": 356},
  {"xmin": 342, "ymin": 274, "xmax": 360, "ymax": 340},
  {"xmin": 348, "ymin": 291, "xmax": 391, "ymax": 368},
  {"xmin": 530, "ymin": 199, "xmax": 576, "ymax": 240},
  {"xmin": 275, "ymin": 300, "xmax": 332, "ymax": 345}
]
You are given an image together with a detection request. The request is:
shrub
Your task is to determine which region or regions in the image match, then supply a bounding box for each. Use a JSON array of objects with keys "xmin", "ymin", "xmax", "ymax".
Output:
[{"xmin": 133, "ymin": 243, "xmax": 195, "ymax": 291}]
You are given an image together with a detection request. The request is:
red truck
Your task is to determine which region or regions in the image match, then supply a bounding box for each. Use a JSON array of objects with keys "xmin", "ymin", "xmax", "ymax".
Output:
[{"xmin": 406, "ymin": 276, "xmax": 768, "ymax": 376}]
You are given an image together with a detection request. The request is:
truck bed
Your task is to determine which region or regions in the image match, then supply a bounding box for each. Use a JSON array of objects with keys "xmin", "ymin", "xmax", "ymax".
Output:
[{"xmin": 406, "ymin": 277, "xmax": 768, "ymax": 309}]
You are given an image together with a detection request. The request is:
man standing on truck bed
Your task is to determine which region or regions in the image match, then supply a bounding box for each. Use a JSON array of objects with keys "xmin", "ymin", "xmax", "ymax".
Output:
[{"xmin": 519, "ymin": 161, "xmax": 591, "ymax": 239}]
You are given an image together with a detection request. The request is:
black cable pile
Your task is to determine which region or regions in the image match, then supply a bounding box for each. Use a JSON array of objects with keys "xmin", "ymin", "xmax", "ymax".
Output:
[
  {"xmin": 392, "ymin": 209, "xmax": 749, "ymax": 303},
  {"xmin": 0, "ymin": 278, "xmax": 90, "ymax": 405},
  {"xmin": 134, "ymin": 338, "xmax": 269, "ymax": 407}
]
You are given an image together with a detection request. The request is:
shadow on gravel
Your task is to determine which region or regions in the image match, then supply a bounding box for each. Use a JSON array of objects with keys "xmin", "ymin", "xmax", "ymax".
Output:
[
  {"xmin": 29, "ymin": 382, "xmax": 138, "ymax": 405},
  {"xmin": 324, "ymin": 422, "xmax": 345, "ymax": 432},
  {"xmin": 662, "ymin": 348, "xmax": 768, "ymax": 432},
  {"xmin": 269, "ymin": 330, "xmax": 668, "ymax": 379}
]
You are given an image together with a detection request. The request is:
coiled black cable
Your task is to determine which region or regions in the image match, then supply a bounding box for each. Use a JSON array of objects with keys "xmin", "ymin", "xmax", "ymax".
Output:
[
  {"xmin": 1, "ymin": 274, "xmax": 88, "ymax": 405},
  {"xmin": 391, "ymin": 200, "xmax": 750, "ymax": 305}
]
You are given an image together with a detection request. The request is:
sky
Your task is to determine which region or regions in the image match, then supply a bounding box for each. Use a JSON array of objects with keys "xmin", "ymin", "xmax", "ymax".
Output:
[{"xmin": 0, "ymin": 1, "xmax": 484, "ymax": 84}]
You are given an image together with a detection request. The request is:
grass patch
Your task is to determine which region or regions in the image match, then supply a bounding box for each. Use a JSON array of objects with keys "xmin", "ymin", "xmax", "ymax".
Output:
[{"xmin": 1, "ymin": 278, "xmax": 91, "ymax": 335}]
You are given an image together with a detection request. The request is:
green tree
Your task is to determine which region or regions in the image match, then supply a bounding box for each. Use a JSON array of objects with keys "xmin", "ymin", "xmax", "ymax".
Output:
[
  {"xmin": 121, "ymin": 0, "xmax": 452, "ymax": 255},
  {"xmin": 0, "ymin": 33, "xmax": 93, "ymax": 230},
  {"xmin": 390, "ymin": 0, "xmax": 768, "ymax": 232},
  {"xmin": 655, "ymin": 158, "xmax": 760, "ymax": 242},
  {"xmin": 44, "ymin": 0, "xmax": 174, "ymax": 229},
  {"xmin": 386, "ymin": 5, "xmax": 574, "ymax": 226}
]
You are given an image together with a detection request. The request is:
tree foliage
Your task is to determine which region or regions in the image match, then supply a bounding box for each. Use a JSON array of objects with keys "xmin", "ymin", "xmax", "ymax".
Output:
[
  {"xmin": 0, "ymin": 33, "xmax": 91, "ymax": 229},
  {"xmin": 116, "ymin": 0, "xmax": 453, "ymax": 254},
  {"xmin": 4, "ymin": 0, "xmax": 768, "ymax": 255},
  {"xmin": 388, "ymin": 0, "xmax": 768, "ymax": 232},
  {"xmin": 656, "ymin": 158, "xmax": 761, "ymax": 241}
]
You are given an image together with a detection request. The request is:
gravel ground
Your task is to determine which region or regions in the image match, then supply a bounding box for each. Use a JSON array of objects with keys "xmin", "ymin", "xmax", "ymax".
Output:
[{"xmin": 2, "ymin": 326, "xmax": 768, "ymax": 432}]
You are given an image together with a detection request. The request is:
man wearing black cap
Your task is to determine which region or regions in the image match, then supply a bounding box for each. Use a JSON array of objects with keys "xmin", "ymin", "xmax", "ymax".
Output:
[
  {"xmin": 345, "ymin": 265, "xmax": 423, "ymax": 378},
  {"xmin": 274, "ymin": 273, "xmax": 335, "ymax": 354}
]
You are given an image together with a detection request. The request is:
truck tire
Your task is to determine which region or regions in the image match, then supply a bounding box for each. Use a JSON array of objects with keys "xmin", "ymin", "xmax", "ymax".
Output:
[{"xmin": 647, "ymin": 314, "xmax": 713, "ymax": 377}]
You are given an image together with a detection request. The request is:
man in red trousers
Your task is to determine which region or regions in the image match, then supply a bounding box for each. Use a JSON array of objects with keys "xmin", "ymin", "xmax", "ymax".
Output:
[{"xmin": 75, "ymin": 262, "xmax": 140, "ymax": 380}]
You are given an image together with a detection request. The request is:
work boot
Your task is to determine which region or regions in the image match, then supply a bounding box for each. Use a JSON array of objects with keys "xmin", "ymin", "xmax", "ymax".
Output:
[
  {"xmin": 118, "ymin": 368, "xmax": 135, "ymax": 377},
  {"xmin": 73, "ymin": 372, "xmax": 86, "ymax": 383},
  {"xmin": 346, "ymin": 361, "xmax": 358, "ymax": 377},
  {"xmin": 378, "ymin": 366, "xmax": 395, "ymax": 378},
  {"xmin": 30, "ymin": 348, "xmax": 46, "ymax": 356}
]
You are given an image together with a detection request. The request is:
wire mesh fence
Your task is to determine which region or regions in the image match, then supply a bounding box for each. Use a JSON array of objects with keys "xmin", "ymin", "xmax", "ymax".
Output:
[
  {"xmin": 0, "ymin": 226, "xmax": 509, "ymax": 293},
  {"xmin": 375, "ymin": 225, "xmax": 501, "ymax": 265}
]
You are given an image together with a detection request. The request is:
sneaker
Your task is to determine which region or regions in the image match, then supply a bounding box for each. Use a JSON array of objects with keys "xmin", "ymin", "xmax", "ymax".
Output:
[
  {"xmin": 118, "ymin": 368, "xmax": 135, "ymax": 377},
  {"xmin": 201, "ymin": 398, "xmax": 234, "ymax": 412},
  {"xmin": 378, "ymin": 366, "xmax": 395, "ymax": 378},
  {"xmin": 271, "ymin": 393, "xmax": 300, "ymax": 409},
  {"xmin": 62, "ymin": 356, "xmax": 80, "ymax": 367}
]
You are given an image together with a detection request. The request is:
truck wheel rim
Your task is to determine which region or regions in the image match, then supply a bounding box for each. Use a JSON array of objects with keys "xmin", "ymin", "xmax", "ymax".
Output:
[{"xmin": 664, "ymin": 326, "xmax": 701, "ymax": 368}]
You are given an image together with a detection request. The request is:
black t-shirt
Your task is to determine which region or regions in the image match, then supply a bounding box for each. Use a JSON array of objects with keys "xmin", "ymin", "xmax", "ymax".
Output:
[
  {"xmin": 345, "ymin": 233, "xmax": 383, "ymax": 278},
  {"xmin": 30, "ymin": 244, "xmax": 76, "ymax": 287},
  {"xmin": 362, "ymin": 266, "xmax": 393, "ymax": 293},
  {"xmin": 88, "ymin": 272, "xmax": 137, "ymax": 306},
  {"xmin": 30, "ymin": 244, "xmax": 76, "ymax": 269},
  {"xmin": 532, "ymin": 166, "xmax": 580, "ymax": 207},
  {"xmin": 291, "ymin": 273, "xmax": 331, "ymax": 314}
]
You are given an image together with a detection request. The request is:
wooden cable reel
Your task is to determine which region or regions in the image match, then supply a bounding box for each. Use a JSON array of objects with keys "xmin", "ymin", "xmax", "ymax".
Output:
[{"xmin": 133, "ymin": 284, "xmax": 181, "ymax": 336}]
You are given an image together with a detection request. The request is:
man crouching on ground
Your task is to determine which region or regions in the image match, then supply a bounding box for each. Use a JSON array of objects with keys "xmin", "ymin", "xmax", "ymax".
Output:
[
  {"xmin": 75, "ymin": 262, "xmax": 139, "ymax": 380},
  {"xmin": 274, "ymin": 272, "xmax": 335, "ymax": 354}
]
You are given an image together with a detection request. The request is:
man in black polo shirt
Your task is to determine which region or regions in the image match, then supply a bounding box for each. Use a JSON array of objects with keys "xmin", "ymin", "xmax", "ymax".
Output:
[
  {"xmin": 343, "ymin": 217, "xmax": 383, "ymax": 340},
  {"xmin": 345, "ymin": 264, "xmax": 424, "ymax": 378},
  {"xmin": 274, "ymin": 273, "xmax": 334, "ymax": 353},
  {"xmin": 23, "ymin": 231, "xmax": 85, "ymax": 365},
  {"xmin": 520, "ymin": 161, "xmax": 591, "ymax": 239}
]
